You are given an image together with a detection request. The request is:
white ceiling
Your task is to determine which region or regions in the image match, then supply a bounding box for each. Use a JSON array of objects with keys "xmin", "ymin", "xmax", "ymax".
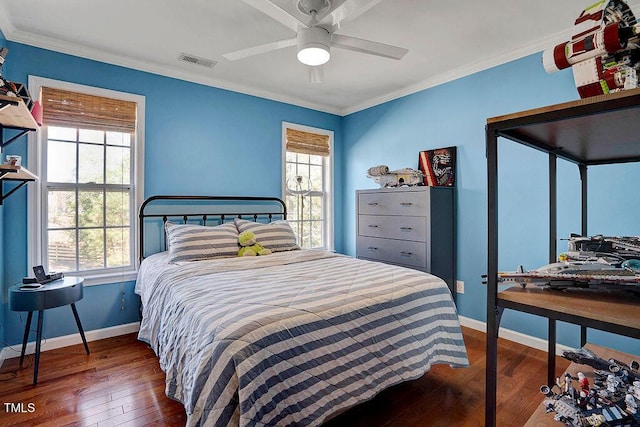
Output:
[{"xmin": 0, "ymin": 0, "xmax": 631, "ymax": 115}]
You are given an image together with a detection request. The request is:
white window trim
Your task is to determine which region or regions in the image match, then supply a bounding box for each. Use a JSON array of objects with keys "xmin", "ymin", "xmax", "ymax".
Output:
[
  {"xmin": 281, "ymin": 121, "xmax": 334, "ymax": 251},
  {"xmin": 27, "ymin": 76, "xmax": 145, "ymax": 286}
]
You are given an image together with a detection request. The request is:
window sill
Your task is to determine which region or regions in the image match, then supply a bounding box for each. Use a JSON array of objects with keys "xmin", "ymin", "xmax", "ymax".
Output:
[{"xmin": 79, "ymin": 270, "xmax": 138, "ymax": 286}]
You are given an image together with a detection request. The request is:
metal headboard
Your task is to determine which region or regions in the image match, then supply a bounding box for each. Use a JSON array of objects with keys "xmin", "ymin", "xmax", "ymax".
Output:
[{"xmin": 138, "ymin": 195, "xmax": 287, "ymax": 262}]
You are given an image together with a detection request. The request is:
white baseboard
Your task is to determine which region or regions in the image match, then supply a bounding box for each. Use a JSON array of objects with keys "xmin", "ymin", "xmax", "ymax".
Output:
[
  {"xmin": 459, "ymin": 315, "xmax": 573, "ymax": 356},
  {"xmin": 0, "ymin": 317, "xmax": 569, "ymax": 368},
  {"xmin": 0, "ymin": 322, "xmax": 140, "ymax": 368}
]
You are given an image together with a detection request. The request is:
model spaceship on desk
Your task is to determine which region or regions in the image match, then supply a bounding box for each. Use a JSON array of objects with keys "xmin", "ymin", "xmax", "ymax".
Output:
[
  {"xmin": 496, "ymin": 235, "xmax": 640, "ymax": 291},
  {"xmin": 498, "ymin": 262, "xmax": 640, "ymax": 290},
  {"xmin": 567, "ymin": 235, "xmax": 640, "ymax": 260}
]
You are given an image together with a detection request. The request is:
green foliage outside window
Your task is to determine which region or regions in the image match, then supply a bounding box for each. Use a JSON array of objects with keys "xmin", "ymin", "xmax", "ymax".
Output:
[
  {"xmin": 46, "ymin": 126, "xmax": 132, "ymax": 273},
  {"xmin": 285, "ymin": 152, "xmax": 326, "ymax": 249}
]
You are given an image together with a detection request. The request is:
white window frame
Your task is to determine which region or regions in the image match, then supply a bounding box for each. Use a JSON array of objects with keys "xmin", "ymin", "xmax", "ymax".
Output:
[
  {"xmin": 27, "ymin": 76, "xmax": 145, "ymax": 286},
  {"xmin": 281, "ymin": 122, "xmax": 334, "ymax": 251}
]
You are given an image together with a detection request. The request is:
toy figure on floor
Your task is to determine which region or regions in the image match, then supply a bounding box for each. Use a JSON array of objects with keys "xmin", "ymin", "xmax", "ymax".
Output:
[{"xmin": 539, "ymin": 347, "xmax": 640, "ymax": 426}]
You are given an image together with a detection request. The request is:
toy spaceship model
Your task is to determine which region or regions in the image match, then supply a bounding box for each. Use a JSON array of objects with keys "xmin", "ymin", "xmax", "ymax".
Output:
[
  {"xmin": 539, "ymin": 348, "xmax": 640, "ymax": 426},
  {"xmin": 366, "ymin": 165, "xmax": 423, "ymax": 188},
  {"xmin": 497, "ymin": 235, "xmax": 640, "ymax": 292},
  {"xmin": 543, "ymin": 0, "xmax": 640, "ymax": 98}
]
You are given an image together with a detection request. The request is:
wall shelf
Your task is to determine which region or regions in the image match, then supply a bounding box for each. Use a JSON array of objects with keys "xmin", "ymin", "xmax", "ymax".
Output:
[
  {"xmin": 0, "ymin": 164, "xmax": 37, "ymax": 181},
  {"xmin": 0, "ymin": 164, "xmax": 37, "ymax": 203},
  {"xmin": 0, "ymin": 93, "xmax": 39, "ymax": 149},
  {"xmin": 485, "ymin": 88, "xmax": 640, "ymax": 426},
  {"xmin": 0, "ymin": 93, "xmax": 40, "ymax": 204}
]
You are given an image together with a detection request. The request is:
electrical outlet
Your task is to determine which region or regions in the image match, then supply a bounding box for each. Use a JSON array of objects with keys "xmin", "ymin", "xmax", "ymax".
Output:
[{"xmin": 456, "ymin": 280, "xmax": 464, "ymax": 294}]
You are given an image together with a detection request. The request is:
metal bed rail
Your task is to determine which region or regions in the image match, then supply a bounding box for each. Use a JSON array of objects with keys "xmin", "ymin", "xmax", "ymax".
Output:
[{"xmin": 138, "ymin": 195, "xmax": 287, "ymax": 262}]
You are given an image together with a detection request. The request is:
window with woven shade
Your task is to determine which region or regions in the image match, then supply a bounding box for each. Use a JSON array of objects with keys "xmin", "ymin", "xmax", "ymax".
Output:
[
  {"xmin": 41, "ymin": 87, "xmax": 137, "ymax": 133},
  {"xmin": 29, "ymin": 77, "xmax": 145, "ymax": 285},
  {"xmin": 285, "ymin": 128, "xmax": 330, "ymax": 157},
  {"xmin": 283, "ymin": 123, "xmax": 333, "ymax": 250}
]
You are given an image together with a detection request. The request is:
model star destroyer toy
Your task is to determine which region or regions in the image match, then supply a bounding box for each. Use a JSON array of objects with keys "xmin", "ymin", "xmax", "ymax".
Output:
[
  {"xmin": 496, "ymin": 235, "xmax": 640, "ymax": 292},
  {"xmin": 543, "ymin": 0, "xmax": 640, "ymax": 98},
  {"xmin": 366, "ymin": 165, "xmax": 423, "ymax": 188},
  {"xmin": 539, "ymin": 347, "xmax": 640, "ymax": 426}
]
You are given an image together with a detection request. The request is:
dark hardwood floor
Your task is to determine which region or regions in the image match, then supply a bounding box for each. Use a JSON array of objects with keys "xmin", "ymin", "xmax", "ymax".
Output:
[{"xmin": 0, "ymin": 327, "xmax": 568, "ymax": 426}]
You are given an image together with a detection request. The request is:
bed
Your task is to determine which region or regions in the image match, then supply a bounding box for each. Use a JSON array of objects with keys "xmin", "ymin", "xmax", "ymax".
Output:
[{"xmin": 135, "ymin": 195, "xmax": 469, "ymax": 427}]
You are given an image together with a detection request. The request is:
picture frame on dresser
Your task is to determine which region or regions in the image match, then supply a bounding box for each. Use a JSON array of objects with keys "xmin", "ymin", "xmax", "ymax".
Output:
[{"xmin": 418, "ymin": 146, "xmax": 456, "ymax": 187}]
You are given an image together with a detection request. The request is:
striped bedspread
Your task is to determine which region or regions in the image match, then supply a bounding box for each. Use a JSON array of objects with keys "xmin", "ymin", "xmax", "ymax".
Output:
[{"xmin": 136, "ymin": 250, "xmax": 468, "ymax": 426}]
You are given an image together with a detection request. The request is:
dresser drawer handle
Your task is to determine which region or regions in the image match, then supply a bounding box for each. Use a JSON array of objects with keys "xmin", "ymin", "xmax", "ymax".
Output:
[
  {"xmin": 400, "ymin": 251, "xmax": 413, "ymax": 257},
  {"xmin": 367, "ymin": 246, "xmax": 378, "ymax": 251},
  {"xmin": 367, "ymin": 202, "xmax": 379, "ymax": 206},
  {"xmin": 400, "ymin": 202, "xmax": 413, "ymax": 207},
  {"xmin": 368, "ymin": 224, "xmax": 379, "ymax": 228},
  {"xmin": 400, "ymin": 227, "xmax": 413, "ymax": 231}
]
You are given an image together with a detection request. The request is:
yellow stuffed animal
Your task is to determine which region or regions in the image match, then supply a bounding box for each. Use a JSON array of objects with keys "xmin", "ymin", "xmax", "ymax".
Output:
[{"xmin": 238, "ymin": 230, "xmax": 272, "ymax": 256}]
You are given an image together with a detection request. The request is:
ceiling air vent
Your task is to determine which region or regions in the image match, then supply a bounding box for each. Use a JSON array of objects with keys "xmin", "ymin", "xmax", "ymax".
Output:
[{"xmin": 178, "ymin": 53, "xmax": 217, "ymax": 68}]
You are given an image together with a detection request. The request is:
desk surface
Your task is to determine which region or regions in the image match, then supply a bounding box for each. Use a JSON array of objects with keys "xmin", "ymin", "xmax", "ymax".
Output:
[
  {"xmin": 9, "ymin": 276, "xmax": 84, "ymax": 311},
  {"xmin": 498, "ymin": 286, "xmax": 640, "ymax": 337}
]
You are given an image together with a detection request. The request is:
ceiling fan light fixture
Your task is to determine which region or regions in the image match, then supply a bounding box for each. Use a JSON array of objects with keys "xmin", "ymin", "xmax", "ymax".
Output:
[
  {"xmin": 298, "ymin": 46, "xmax": 330, "ymax": 66},
  {"xmin": 297, "ymin": 26, "xmax": 331, "ymax": 66}
]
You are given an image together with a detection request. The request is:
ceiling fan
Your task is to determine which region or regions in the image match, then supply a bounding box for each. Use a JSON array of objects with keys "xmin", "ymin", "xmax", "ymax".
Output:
[{"xmin": 223, "ymin": 0, "xmax": 408, "ymax": 82}]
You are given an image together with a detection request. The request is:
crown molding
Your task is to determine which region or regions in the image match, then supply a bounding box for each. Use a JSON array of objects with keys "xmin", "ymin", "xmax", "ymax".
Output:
[
  {"xmin": 3, "ymin": 29, "xmax": 342, "ymax": 115},
  {"xmin": 0, "ymin": 1, "xmax": 15, "ymax": 39},
  {"xmin": 340, "ymin": 27, "xmax": 575, "ymax": 116},
  {"xmin": 2, "ymin": 19, "xmax": 575, "ymax": 117}
]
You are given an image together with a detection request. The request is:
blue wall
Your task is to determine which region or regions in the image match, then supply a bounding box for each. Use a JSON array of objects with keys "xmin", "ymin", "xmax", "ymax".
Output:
[
  {"xmin": 1, "ymin": 43, "xmax": 342, "ymax": 346},
  {"xmin": 0, "ymin": 28, "xmax": 6, "ymax": 349},
  {"xmin": 341, "ymin": 53, "xmax": 639, "ymax": 354},
  {"xmin": 2, "ymin": 40, "xmax": 637, "ymax": 355}
]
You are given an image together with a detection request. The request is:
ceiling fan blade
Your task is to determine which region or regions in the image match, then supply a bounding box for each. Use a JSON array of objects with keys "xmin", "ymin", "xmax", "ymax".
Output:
[
  {"xmin": 242, "ymin": 0, "xmax": 306, "ymax": 32},
  {"xmin": 319, "ymin": 0, "xmax": 382, "ymax": 29},
  {"xmin": 331, "ymin": 34, "xmax": 408, "ymax": 60},
  {"xmin": 222, "ymin": 38, "xmax": 297, "ymax": 61},
  {"xmin": 308, "ymin": 65, "xmax": 324, "ymax": 83}
]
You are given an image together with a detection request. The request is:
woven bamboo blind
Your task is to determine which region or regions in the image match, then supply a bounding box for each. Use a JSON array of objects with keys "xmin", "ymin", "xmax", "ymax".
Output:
[
  {"xmin": 41, "ymin": 87, "xmax": 137, "ymax": 133},
  {"xmin": 286, "ymin": 128, "xmax": 330, "ymax": 156}
]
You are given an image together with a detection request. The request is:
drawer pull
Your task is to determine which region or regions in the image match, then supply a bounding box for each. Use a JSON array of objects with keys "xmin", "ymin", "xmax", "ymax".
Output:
[
  {"xmin": 368, "ymin": 224, "xmax": 379, "ymax": 228},
  {"xmin": 367, "ymin": 202, "xmax": 379, "ymax": 206},
  {"xmin": 367, "ymin": 247, "xmax": 378, "ymax": 251},
  {"xmin": 400, "ymin": 251, "xmax": 413, "ymax": 257},
  {"xmin": 400, "ymin": 227, "xmax": 413, "ymax": 231},
  {"xmin": 400, "ymin": 202, "xmax": 413, "ymax": 207}
]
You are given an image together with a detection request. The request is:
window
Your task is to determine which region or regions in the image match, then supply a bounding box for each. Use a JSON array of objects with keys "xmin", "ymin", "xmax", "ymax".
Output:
[
  {"xmin": 282, "ymin": 123, "xmax": 333, "ymax": 250},
  {"xmin": 28, "ymin": 77, "xmax": 144, "ymax": 285}
]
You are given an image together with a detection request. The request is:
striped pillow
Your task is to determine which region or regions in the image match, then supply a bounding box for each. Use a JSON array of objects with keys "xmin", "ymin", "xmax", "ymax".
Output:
[
  {"xmin": 234, "ymin": 219, "xmax": 300, "ymax": 252},
  {"xmin": 165, "ymin": 221, "xmax": 239, "ymax": 262}
]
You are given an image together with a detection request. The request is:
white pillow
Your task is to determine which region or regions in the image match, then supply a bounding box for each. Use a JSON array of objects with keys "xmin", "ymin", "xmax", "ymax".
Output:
[
  {"xmin": 234, "ymin": 219, "xmax": 300, "ymax": 252},
  {"xmin": 165, "ymin": 221, "xmax": 239, "ymax": 262}
]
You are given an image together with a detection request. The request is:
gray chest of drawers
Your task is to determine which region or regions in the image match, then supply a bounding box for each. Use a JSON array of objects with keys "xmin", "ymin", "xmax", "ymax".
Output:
[{"xmin": 356, "ymin": 186, "xmax": 455, "ymax": 297}]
